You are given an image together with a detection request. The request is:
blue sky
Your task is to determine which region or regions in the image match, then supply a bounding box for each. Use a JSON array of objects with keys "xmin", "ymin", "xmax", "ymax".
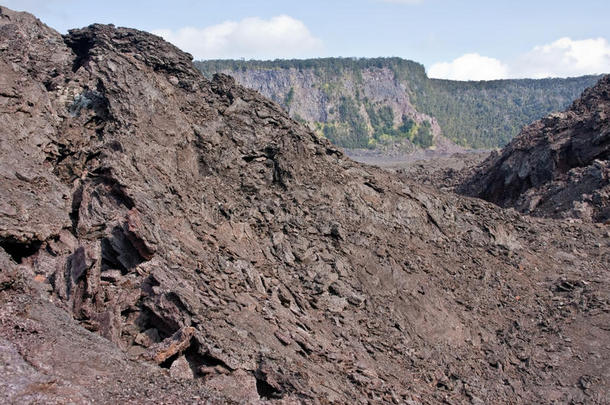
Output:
[{"xmin": 3, "ymin": 0, "xmax": 609, "ymax": 80}]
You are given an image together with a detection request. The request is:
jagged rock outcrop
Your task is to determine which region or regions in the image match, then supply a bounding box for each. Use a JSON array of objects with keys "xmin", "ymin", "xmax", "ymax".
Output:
[
  {"xmin": 1, "ymin": 7, "xmax": 609, "ymax": 404},
  {"xmin": 460, "ymin": 75, "xmax": 610, "ymax": 223}
]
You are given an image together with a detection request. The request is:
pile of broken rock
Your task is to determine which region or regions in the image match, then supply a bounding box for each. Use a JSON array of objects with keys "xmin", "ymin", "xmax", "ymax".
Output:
[{"xmin": 0, "ymin": 6, "xmax": 608, "ymax": 404}]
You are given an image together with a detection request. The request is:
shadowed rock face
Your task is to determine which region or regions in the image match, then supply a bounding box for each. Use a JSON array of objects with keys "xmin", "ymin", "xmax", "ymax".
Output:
[
  {"xmin": 460, "ymin": 75, "xmax": 610, "ymax": 223},
  {"xmin": 1, "ymin": 6, "xmax": 609, "ymax": 404}
]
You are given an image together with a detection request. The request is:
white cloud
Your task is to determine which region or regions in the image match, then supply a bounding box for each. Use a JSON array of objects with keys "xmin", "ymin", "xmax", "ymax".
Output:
[
  {"xmin": 428, "ymin": 53, "xmax": 509, "ymax": 81},
  {"xmin": 512, "ymin": 37, "xmax": 610, "ymax": 79},
  {"xmin": 153, "ymin": 15, "xmax": 323, "ymax": 60},
  {"xmin": 428, "ymin": 37, "xmax": 610, "ymax": 81}
]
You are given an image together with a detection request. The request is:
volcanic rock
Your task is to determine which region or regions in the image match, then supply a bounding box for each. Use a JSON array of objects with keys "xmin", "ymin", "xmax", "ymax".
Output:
[
  {"xmin": 460, "ymin": 75, "xmax": 610, "ymax": 223},
  {"xmin": 0, "ymin": 6, "xmax": 609, "ymax": 404},
  {"xmin": 169, "ymin": 355, "xmax": 195, "ymax": 380}
]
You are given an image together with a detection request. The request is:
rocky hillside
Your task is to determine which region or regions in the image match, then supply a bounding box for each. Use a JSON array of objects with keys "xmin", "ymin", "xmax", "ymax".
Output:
[
  {"xmin": 460, "ymin": 75, "xmax": 610, "ymax": 223},
  {"xmin": 196, "ymin": 58, "xmax": 601, "ymax": 150},
  {"xmin": 1, "ymin": 7, "xmax": 609, "ymax": 404}
]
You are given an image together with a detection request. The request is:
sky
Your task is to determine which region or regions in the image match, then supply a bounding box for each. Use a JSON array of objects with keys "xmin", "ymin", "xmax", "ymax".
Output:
[{"xmin": 3, "ymin": 0, "xmax": 610, "ymax": 80}]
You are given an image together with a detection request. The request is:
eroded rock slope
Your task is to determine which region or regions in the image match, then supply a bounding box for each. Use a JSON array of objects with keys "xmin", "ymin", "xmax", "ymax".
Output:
[
  {"xmin": 461, "ymin": 75, "xmax": 610, "ymax": 223},
  {"xmin": 1, "ymin": 7, "xmax": 609, "ymax": 404}
]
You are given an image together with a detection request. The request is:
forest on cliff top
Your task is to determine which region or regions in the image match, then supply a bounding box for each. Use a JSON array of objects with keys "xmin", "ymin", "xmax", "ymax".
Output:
[{"xmin": 196, "ymin": 57, "xmax": 601, "ymax": 149}]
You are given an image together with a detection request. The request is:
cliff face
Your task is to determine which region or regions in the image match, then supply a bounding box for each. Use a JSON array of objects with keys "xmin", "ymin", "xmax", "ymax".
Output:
[
  {"xmin": 461, "ymin": 75, "xmax": 610, "ymax": 223},
  {"xmin": 196, "ymin": 59, "xmax": 601, "ymax": 150},
  {"xmin": 222, "ymin": 64, "xmax": 443, "ymax": 152},
  {"xmin": 1, "ymin": 7, "xmax": 609, "ymax": 404},
  {"xmin": 229, "ymin": 68, "xmax": 330, "ymax": 123}
]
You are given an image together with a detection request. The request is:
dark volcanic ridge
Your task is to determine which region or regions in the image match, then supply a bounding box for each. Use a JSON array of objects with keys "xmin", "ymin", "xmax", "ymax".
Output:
[
  {"xmin": 460, "ymin": 75, "xmax": 610, "ymax": 224},
  {"xmin": 0, "ymin": 6, "xmax": 609, "ymax": 404}
]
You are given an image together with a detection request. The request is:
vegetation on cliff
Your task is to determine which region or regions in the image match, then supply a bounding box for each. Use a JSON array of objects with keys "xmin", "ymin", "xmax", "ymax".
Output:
[{"xmin": 196, "ymin": 58, "xmax": 601, "ymax": 149}]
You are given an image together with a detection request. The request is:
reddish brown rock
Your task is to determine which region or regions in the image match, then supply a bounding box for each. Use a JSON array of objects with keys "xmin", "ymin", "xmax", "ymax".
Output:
[
  {"xmin": 0, "ymin": 6, "xmax": 609, "ymax": 405},
  {"xmin": 169, "ymin": 355, "xmax": 195, "ymax": 380},
  {"xmin": 150, "ymin": 327, "xmax": 195, "ymax": 364},
  {"xmin": 204, "ymin": 369, "xmax": 261, "ymax": 403}
]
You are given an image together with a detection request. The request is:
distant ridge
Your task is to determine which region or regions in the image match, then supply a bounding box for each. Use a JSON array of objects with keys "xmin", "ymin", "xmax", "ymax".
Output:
[{"xmin": 196, "ymin": 57, "xmax": 601, "ymax": 150}]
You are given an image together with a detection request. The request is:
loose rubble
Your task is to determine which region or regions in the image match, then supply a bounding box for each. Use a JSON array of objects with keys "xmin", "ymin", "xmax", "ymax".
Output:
[{"xmin": 0, "ymin": 7, "xmax": 608, "ymax": 404}]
